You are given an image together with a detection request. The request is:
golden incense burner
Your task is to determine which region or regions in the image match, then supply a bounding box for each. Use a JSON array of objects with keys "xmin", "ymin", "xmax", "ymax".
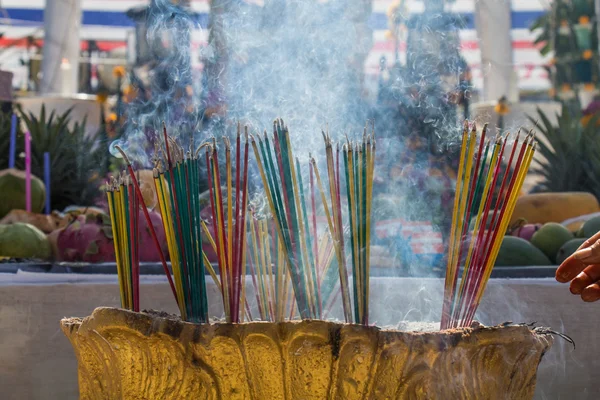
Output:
[{"xmin": 61, "ymin": 307, "xmax": 552, "ymax": 399}]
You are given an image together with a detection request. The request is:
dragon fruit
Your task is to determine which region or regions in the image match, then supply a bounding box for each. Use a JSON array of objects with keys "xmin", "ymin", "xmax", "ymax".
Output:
[{"xmin": 57, "ymin": 210, "xmax": 168, "ymax": 263}]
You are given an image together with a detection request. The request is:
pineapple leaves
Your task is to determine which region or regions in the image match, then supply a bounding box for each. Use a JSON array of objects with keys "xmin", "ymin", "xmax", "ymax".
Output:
[
  {"xmin": 528, "ymin": 107, "xmax": 600, "ymax": 200},
  {"xmin": 0, "ymin": 104, "xmax": 108, "ymax": 211}
]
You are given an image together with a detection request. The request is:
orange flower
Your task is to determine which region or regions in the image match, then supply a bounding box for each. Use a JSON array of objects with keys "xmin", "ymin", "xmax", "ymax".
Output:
[
  {"xmin": 384, "ymin": 30, "xmax": 394, "ymax": 40},
  {"xmin": 123, "ymin": 85, "xmax": 138, "ymax": 103},
  {"xmin": 579, "ymin": 16, "xmax": 590, "ymax": 25},
  {"xmin": 561, "ymin": 83, "xmax": 571, "ymax": 92},
  {"xmin": 584, "ymin": 83, "xmax": 595, "ymax": 92},
  {"xmin": 494, "ymin": 97, "xmax": 510, "ymax": 115},
  {"xmin": 113, "ymin": 66, "xmax": 126, "ymax": 78},
  {"xmin": 560, "ymin": 20, "xmax": 569, "ymax": 27},
  {"xmin": 583, "ymin": 50, "xmax": 593, "ymax": 60},
  {"xmin": 96, "ymin": 92, "xmax": 108, "ymax": 104},
  {"xmin": 107, "ymin": 113, "xmax": 117, "ymax": 123}
]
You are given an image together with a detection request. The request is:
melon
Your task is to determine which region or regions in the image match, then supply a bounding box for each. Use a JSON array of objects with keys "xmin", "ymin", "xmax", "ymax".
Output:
[
  {"xmin": 495, "ymin": 236, "xmax": 552, "ymax": 266},
  {"xmin": 530, "ymin": 223, "xmax": 574, "ymax": 263},
  {"xmin": 0, "ymin": 222, "xmax": 51, "ymax": 259},
  {"xmin": 556, "ymin": 238, "xmax": 587, "ymax": 265},
  {"xmin": 581, "ymin": 216, "xmax": 600, "ymax": 239},
  {"xmin": 0, "ymin": 168, "xmax": 46, "ymax": 218}
]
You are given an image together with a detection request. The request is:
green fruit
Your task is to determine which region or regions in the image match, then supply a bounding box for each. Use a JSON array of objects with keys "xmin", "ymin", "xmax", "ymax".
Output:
[
  {"xmin": 495, "ymin": 236, "xmax": 552, "ymax": 266},
  {"xmin": 530, "ymin": 222, "xmax": 574, "ymax": 263},
  {"xmin": 576, "ymin": 227, "xmax": 586, "ymax": 238},
  {"xmin": 0, "ymin": 168, "xmax": 46, "ymax": 218},
  {"xmin": 0, "ymin": 222, "xmax": 51, "ymax": 259},
  {"xmin": 556, "ymin": 238, "xmax": 587, "ymax": 265},
  {"xmin": 582, "ymin": 216, "xmax": 600, "ymax": 238}
]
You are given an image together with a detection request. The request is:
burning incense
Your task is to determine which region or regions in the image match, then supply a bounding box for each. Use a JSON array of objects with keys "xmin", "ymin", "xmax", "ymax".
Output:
[
  {"xmin": 312, "ymin": 126, "xmax": 376, "ymax": 325},
  {"xmin": 202, "ymin": 132, "xmax": 250, "ymax": 323},
  {"xmin": 251, "ymin": 120, "xmax": 324, "ymax": 320},
  {"xmin": 441, "ymin": 124, "xmax": 536, "ymax": 329}
]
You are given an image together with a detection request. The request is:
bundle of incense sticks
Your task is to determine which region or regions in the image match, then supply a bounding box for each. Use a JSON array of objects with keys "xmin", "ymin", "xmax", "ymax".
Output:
[
  {"xmin": 441, "ymin": 122, "xmax": 536, "ymax": 329},
  {"xmin": 250, "ymin": 120, "xmax": 323, "ymax": 320},
  {"xmin": 106, "ymin": 173, "xmax": 141, "ymax": 311},
  {"xmin": 200, "ymin": 125, "xmax": 250, "ymax": 323},
  {"xmin": 312, "ymin": 128, "xmax": 375, "ymax": 325},
  {"xmin": 246, "ymin": 209, "xmax": 291, "ymax": 322},
  {"xmin": 150, "ymin": 128, "xmax": 211, "ymax": 323},
  {"xmin": 245, "ymin": 205, "xmax": 338, "ymax": 322},
  {"xmin": 108, "ymin": 146, "xmax": 179, "ymax": 314}
]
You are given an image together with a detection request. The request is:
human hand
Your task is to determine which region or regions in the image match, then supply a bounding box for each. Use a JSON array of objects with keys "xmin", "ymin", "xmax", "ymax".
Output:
[{"xmin": 556, "ymin": 230, "xmax": 600, "ymax": 302}]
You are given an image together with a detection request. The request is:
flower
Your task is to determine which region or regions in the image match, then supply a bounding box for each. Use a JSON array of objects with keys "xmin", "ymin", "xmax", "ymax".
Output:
[
  {"xmin": 384, "ymin": 30, "xmax": 394, "ymax": 40},
  {"xmin": 583, "ymin": 50, "xmax": 593, "ymax": 60},
  {"xmin": 107, "ymin": 113, "xmax": 117, "ymax": 123},
  {"xmin": 494, "ymin": 96, "xmax": 510, "ymax": 115},
  {"xmin": 579, "ymin": 16, "xmax": 590, "ymax": 25},
  {"xmin": 561, "ymin": 83, "xmax": 571, "ymax": 92},
  {"xmin": 113, "ymin": 66, "xmax": 126, "ymax": 78},
  {"xmin": 96, "ymin": 92, "xmax": 108, "ymax": 104},
  {"xmin": 584, "ymin": 83, "xmax": 595, "ymax": 92}
]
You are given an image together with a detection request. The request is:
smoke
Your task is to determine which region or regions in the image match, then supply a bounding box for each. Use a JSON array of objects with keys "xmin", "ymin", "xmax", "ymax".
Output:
[
  {"xmin": 115, "ymin": 0, "xmax": 478, "ymax": 322},
  {"xmin": 203, "ymin": 0, "xmax": 374, "ymax": 151},
  {"xmin": 111, "ymin": 0, "xmax": 199, "ymax": 166}
]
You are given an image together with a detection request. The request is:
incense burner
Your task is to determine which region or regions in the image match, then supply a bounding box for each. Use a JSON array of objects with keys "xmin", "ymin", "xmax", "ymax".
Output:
[{"xmin": 61, "ymin": 307, "xmax": 552, "ymax": 399}]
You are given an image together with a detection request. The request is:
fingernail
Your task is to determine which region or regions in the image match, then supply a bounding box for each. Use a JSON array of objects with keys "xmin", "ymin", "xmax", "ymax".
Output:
[{"xmin": 571, "ymin": 285, "xmax": 582, "ymax": 294}]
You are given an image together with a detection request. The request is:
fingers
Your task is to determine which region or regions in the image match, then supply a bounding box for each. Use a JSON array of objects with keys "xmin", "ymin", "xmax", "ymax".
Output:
[
  {"xmin": 570, "ymin": 264, "xmax": 600, "ymax": 294},
  {"xmin": 581, "ymin": 283, "xmax": 600, "ymax": 302},
  {"xmin": 556, "ymin": 254, "xmax": 588, "ymax": 283},
  {"xmin": 557, "ymin": 235, "xmax": 600, "ymax": 283}
]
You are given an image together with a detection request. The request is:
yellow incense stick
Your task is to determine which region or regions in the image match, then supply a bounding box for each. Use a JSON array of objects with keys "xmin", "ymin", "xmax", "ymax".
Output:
[
  {"xmin": 116, "ymin": 187, "xmax": 130, "ymax": 310},
  {"xmin": 117, "ymin": 185, "xmax": 132, "ymax": 309},
  {"xmin": 155, "ymin": 173, "xmax": 186, "ymax": 317},
  {"xmin": 448, "ymin": 129, "xmax": 477, "ymax": 282},
  {"xmin": 211, "ymin": 154, "xmax": 230, "ymax": 321},
  {"xmin": 107, "ymin": 190, "xmax": 126, "ymax": 307}
]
